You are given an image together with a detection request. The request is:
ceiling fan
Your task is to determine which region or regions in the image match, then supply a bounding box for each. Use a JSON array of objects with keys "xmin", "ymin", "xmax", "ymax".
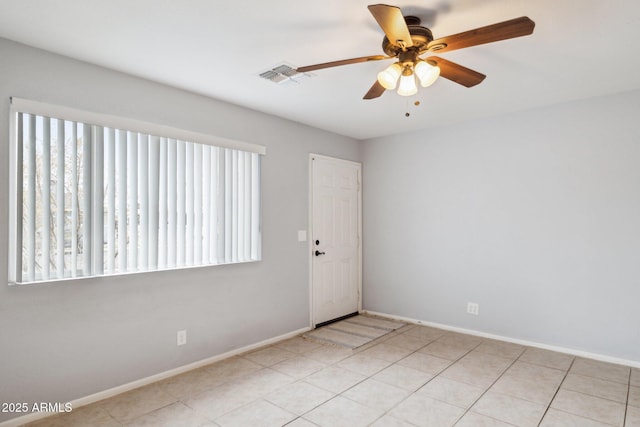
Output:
[{"xmin": 296, "ymin": 4, "xmax": 535, "ymax": 99}]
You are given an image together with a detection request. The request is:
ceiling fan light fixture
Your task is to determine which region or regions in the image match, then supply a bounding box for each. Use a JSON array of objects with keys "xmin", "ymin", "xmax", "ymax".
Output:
[
  {"xmin": 415, "ymin": 61, "xmax": 440, "ymax": 87},
  {"xmin": 397, "ymin": 72, "xmax": 418, "ymax": 96},
  {"xmin": 377, "ymin": 63, "xmax": 402, "ymax": 90},
  {"xmin": 296, "ymin": 6, "xmax": 535, "ymax": 100}
]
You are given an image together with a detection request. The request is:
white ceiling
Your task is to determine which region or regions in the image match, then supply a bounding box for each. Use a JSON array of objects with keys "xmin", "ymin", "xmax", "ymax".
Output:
[{"xmin": 1, "ymin": 0, "xmax": 640, "ymax": 140}]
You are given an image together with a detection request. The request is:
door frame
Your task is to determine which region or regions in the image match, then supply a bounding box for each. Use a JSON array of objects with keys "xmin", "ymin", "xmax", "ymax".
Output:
[{"xmin": 308, "ymin": 153, "xmax": 363, "ymax": 328}]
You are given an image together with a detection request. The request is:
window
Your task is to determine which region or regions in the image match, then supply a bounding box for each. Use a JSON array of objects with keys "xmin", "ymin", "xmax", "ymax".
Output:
[{"xmin": 9, "ymin": 98, "xmax": 264, "ymax": 284}]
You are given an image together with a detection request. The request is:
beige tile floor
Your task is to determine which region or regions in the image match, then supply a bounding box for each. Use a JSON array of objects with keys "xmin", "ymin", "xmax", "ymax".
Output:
[{"xmin": 26, "ymin": 323, "xmax": 640, "ymax": 427}]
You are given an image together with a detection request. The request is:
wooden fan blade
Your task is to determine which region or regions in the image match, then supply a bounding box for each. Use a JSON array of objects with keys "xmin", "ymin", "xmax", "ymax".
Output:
[
  {"xmin": 427, "ymin": 16, "xmax": 535, "ymax": 53},
  {"xmin": 296, "ymin": 55, "xmax": 389, "ymax": 72},
  {"xmin": 368, "ymin": 4, "xmax": 413, "ymax": 48},
  {"xmin": 426, "ymin": 56, "xmax": 486, "ymax": 87},
  {"xmin": 363, "ymin": 81, "xmax": 386, "ymax": 99}
]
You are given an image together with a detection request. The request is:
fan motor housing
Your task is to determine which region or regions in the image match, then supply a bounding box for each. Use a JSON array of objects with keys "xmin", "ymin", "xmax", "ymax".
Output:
[{"xmin": 382, "ymin": 25, "xmax": 434, "ymax": 56}]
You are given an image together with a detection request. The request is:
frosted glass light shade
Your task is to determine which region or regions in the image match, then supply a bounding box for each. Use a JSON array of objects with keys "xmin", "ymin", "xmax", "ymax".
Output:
[
  {"xmin": 397, "ymin": 74, "xmax": 418, "ymax": 96},
  {"xmin": 414, "ymin": 61, "xmax": 440, "ymax": 87},
  {"xmin": 377, "ymin": 63, "xmax": 402, "ymax": 90}
]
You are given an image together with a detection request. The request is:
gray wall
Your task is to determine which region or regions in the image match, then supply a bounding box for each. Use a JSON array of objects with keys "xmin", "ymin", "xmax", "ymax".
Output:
[
  {"xmin": 0, "ymin": 38, "xmax": 361, "ymax": 422},
  {"xmin": 362, "ymin": 89, "xmax": 640, "ymax": 362}
]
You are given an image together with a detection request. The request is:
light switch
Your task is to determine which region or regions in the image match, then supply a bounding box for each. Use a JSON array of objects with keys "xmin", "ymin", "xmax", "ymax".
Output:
[{"xmin": 298, "ymin": 230, "xmax": 307, "ymax": 242}]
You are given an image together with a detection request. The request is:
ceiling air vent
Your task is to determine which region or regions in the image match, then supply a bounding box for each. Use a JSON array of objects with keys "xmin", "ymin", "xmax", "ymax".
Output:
[{"xmin": 259, "ymin": 63, "xmax": 312, "ymax": 86}]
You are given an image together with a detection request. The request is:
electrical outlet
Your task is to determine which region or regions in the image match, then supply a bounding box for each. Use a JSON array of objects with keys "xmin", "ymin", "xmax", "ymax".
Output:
[
  {"xmin": 467, "ymin": 302, "xmax": 479, "ymax": 316},
  {"xmin": 177, "ymin": 330, "xmax": 187, "ymax": 346}
]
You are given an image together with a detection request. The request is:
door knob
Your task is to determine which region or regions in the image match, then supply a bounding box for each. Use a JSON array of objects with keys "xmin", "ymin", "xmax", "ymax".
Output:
[{"xmin": 315, "ymin": 250, "xmax": 326, "ymax": 256}]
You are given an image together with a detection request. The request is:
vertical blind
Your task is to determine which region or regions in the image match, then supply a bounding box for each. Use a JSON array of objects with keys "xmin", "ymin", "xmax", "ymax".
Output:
[{"xmin": 14, "ymin": 112, "xmax": 261, "ymax": 283}]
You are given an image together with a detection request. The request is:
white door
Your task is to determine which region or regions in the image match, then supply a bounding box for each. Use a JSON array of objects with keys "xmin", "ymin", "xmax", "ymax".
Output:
[{"xmin": 311, "ymin": 154, "xmax": 362, "ymax": 326}]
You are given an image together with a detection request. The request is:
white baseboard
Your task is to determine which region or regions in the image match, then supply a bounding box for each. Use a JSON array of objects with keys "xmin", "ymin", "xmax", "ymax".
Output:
[
  {"xmin": 363, "ymin": 310, "xmax": 640, "ymax": 369},
  {"xmin": 0, "ymin": 326, "xmax": 311, "ymax": 427}
]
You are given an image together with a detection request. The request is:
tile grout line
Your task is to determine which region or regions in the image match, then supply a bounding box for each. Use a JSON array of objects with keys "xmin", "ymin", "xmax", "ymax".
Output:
[
  {"xmin": 450, "ymin": 346, "xmax": 524, "ymax": 426},
  {"xmin": 546, "ymin": 360, "xmax": 632, "ymax": 426},
  {"xmin": 536, "ymin": 359, "xmax": 630, "ymax": 426},
  {"xmin": 340, "ymin": 328, "xmax": 448, "ymax": 425},
  {"xmin": 624, "ymin": 368, "xmax": 632, "ymax": 427},
  {"xmin": 287, "ymin": 326, "xmax": 423, "ymax": 425},
  {"xmin": 335, "ymin": 327, "xmax": 464, "ymax": 426},
  {"xmin": 388, "ymin": 333, "xmax": 536, "ymax": 426},
  {"xmin": 534, "ymin": 355, "xmax": 576, "ymax": 426},
  {"xmin": 269, "ymin": 343, "xmax": 358, "ymax": 425},
  {"xmin": 119, "ymin": 400, "xmax": 181, "ymax": 426},
  {"xmin": 560, "ymin": 375, "xmax": 632, "ymax": 405},
  {"xmin": 356, "ymin": 330, "xmax": 519, "ymax": 426}
]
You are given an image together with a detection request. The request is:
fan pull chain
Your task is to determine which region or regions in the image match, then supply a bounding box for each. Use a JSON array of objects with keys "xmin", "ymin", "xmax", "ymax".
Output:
[{"xmin": 405, "ymin": 99, "xmax": 421, "ymax": 117}]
